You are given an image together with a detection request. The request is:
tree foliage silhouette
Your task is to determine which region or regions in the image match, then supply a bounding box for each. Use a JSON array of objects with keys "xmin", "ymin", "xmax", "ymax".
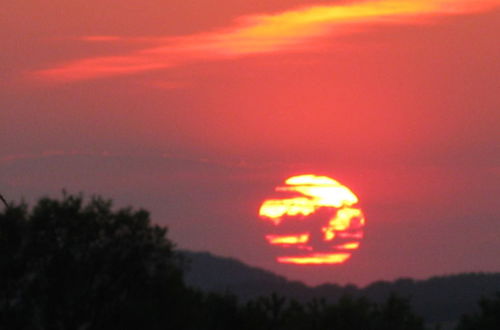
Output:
[
  {"xmin": 455, "ymin": 293, "xmax": 500, "ymax": 330},
  {"xmin": 0, "ymin": 193, "xmax": 427, "ymax": 330},
  {"xmin": 0, "ymin": 193, "xmax": 189, "ymax": 330}
]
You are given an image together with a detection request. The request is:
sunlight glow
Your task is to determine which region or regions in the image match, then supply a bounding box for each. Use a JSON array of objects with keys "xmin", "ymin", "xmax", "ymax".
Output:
[
  {"xmin": 322, "ymin": 207, "xmax": 364, "ymax": 241},
  {"xmin": 259, "ymin": 197, "xmax": 317, "ymax": 223},
  {"xmin": 334, "ymin": 242, "xmax": 361, "ymax": 250},
  {"xmin": 337, "ymin": 231, "xmax": 364, "ymax": 239},
  {"xmin": 259, "ymin": 174, "xmax": 359, "ymax": 224},
  {"xmin": 277, "ymin": 253, "xmax": 352, "ymax": 265},
  {"xmin": 266, "ymin": 233, "xmax": 310, "ymax": 245},
  {"xmin": 259, "ymin": 174, "xmax": 366, "ymax": 265}
]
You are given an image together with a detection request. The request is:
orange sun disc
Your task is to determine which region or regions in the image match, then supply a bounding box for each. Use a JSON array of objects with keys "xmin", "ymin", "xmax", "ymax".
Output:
[{"xmin": 259, "ymin": 174, "xmax": 365, "ymax": 265}]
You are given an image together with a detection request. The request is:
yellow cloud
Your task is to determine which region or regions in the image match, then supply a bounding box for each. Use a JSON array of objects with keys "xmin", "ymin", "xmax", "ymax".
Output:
[{"xmin": 34, "ymin": 0, "xmax": 500, "ymax": 82}]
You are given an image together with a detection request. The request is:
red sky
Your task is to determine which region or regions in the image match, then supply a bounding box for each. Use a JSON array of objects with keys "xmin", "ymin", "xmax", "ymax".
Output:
[{"xmin": 1, "ymin": 0, "xmax": 500, "ymax": 285}]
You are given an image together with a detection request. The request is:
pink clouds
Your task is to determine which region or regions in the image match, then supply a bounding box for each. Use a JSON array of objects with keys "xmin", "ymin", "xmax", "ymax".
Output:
[{"xmin": 33, "ymin": 0, "xmax": 500, "ymax": 82}]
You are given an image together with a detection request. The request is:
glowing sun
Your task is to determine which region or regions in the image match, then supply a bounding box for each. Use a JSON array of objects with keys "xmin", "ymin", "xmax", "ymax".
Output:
[{"xmin": 259, "ymin": 174, "xmax": 365, "ymax": 265}]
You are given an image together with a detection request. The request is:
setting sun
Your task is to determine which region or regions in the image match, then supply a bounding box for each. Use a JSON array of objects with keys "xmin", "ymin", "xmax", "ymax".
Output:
[{"xmin": 259, "ymin": 174, "xmax": 365, "ymax": 265}]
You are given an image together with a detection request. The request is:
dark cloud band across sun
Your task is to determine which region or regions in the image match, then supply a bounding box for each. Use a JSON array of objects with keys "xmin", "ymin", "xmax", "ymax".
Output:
[{"xmin": 33, "ymin": 0, "xmax": 499, "ymax": 82}]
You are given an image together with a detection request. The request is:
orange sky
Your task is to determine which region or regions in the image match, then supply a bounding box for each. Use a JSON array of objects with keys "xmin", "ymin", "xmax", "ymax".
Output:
[
  {"xmin": 33, "ymin": 0, "xmax": 499, "ymax": 81},
  {"xmin": 1, "ymin": 0, "xmax": 499, "ymax": 285}
]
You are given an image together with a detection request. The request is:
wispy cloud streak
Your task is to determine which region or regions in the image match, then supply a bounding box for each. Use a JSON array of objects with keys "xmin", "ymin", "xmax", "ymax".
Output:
[{"xmin": 34, "ymin": 0, "xmax": 500, "ymax": 82}]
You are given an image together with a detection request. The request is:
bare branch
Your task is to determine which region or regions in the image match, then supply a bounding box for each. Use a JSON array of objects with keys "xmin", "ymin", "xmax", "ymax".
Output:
[{"xmin": 0, "ymin": 194, "xmax": 7, "ymax": 208}]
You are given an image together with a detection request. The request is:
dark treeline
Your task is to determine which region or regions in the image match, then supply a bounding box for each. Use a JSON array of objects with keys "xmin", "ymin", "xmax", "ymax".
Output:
[
  {"xmin": 0, "ymin": 194, "xmax": 498, "ymax": 330},
  {"xmin": 183, "ymin": 251, "xmax": 500, "ymax": 326}
]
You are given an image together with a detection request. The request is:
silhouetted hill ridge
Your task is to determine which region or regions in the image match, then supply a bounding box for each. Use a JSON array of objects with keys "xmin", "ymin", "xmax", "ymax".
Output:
[{"xmin": 181, "ymin": 250, "xmax": 500, "ymax": 325}]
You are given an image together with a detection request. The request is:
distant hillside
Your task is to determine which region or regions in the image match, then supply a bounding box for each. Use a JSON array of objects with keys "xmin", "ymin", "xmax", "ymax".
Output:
[
  {"xmin": 181, "ymin": 250, "xmax": 500, "ymax": 326},
  {"xmin": 181, "ymin": 251, "xmax": 313, "ymax": 300}
]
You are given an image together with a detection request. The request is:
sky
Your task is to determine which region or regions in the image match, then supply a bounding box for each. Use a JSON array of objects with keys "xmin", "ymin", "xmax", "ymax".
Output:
[{"xmin": 1, "ymin": 0, "xmax": 499, "ymax": 286}]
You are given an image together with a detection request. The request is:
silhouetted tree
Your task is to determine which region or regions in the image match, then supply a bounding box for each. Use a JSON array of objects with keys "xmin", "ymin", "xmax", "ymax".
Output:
[
  {"xmin": 0, "ymin": 194, "xmax": 7, "ymax": 208},
  {"xmin": 236, "ymin": 293, "xmax": 424, "ymax": 330},
  {"xmin": 318, "ymin": 295, "xmax": 375, "ymax": 330},
  {"xmin": 455, "ymin": 293, "xmax": 500, "ymax": 330},
  {"xmin": 0, "ymin": 192, "xmax": 428, "ymax": 330},
  {"xmin": 0, "ymin": 193, "xmax": 189, "ymax": 330},
  {"xmin": 374, "ymin": 294, "xmax": 424, "ymax": 330}
]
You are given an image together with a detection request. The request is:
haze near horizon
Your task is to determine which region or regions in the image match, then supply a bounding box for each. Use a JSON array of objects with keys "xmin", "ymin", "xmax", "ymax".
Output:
[{"xmin": 1, "ymin": 0, "xmax": 499, "ymax": 285}]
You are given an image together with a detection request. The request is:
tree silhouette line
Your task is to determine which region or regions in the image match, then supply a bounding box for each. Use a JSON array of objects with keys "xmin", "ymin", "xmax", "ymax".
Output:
[{"xmin": 0, "ymin": 193, "xmax": 498, "ymax": 329}]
